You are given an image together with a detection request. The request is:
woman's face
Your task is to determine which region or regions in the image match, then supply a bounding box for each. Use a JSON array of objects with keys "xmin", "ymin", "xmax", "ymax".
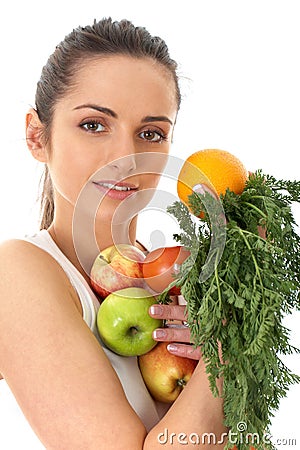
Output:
[{"xmin": 45, "ymin": 55, "xmax": 178, "ymax": 224}]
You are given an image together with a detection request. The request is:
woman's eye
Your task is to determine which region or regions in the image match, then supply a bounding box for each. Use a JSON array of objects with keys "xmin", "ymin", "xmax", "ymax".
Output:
[
  {"xmin": 80, "ymin": 121, "xmax": 105, "ymax": 133},
  {"xmin": 140, "ymin": 129, "xmax": 166, "ymax": 143}
]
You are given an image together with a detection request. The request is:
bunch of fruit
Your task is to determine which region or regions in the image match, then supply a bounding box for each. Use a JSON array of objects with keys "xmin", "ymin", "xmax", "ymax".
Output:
[
  {"xmin": 90, "ymin": 241, "xmax": 194, "ymax": 403},
  {"xmin": 88, "ymin": 148, "xmax": 263, "ymax": 408}
]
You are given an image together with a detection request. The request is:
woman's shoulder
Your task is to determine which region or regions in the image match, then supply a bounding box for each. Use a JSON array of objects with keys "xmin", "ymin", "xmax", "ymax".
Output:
[
  {"xmin": 0, "ymin": 238, "xmax": 82, "ymax": 314},
  {"xmin": 0, "ymin": 237, "xmax": 66, "ymax": 279},
  {"xmin": 0, "ymin": 236, "xmax": 44, "ymax": 254}
]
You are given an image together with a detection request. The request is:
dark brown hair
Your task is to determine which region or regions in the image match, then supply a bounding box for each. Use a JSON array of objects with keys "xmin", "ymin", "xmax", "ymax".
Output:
[{"xmin": 36, "ymin": 17, "xmax": 181, "ymax": 229}]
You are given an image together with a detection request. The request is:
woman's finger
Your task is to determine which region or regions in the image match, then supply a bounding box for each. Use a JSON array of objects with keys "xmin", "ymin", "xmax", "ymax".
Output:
[
  {"xmin": 167, "ymin": 343, "xmax": 202, "ymax": 360},
  {"xmin": 152, "ymin": 324, "xmax": 191, "ymax": 343},
  {"xmin": 193, "ymin": 183, "xmax": 218, "ymax": 200},
  {"xmin": 149, "ymin": 304, "xmax": 187, "ymax": 322}
]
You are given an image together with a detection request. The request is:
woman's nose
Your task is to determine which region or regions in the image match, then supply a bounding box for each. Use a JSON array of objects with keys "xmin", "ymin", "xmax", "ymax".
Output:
[
  {"xmin": 107, "ymin": 132, "xmax": 138, "ymax": 176},
  {"xmin": 109, "ymin": 153, "xmax": 137, "ymax": 176}
]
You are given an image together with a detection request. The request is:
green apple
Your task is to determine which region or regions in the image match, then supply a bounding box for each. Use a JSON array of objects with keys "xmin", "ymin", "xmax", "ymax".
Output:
[{"xmin": 96, "ymin": 287, "xmax": 163, "ymax": 357}]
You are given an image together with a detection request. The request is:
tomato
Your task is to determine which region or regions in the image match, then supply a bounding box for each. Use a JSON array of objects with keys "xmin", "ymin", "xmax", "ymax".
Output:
[{"xmin": 142, "ymin": 246, "xmax": 190, "ymax": 295}]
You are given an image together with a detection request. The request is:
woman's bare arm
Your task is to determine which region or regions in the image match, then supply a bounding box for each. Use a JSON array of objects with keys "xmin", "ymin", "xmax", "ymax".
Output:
[{"xmin": 0, "ymin": 239, "xmax": 227, "ymax": 449}]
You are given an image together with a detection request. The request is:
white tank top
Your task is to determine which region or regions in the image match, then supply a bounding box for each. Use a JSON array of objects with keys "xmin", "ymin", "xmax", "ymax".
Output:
[{"xmin": 24, "ymin": 229, "xmax": 169, "ymax": 432}]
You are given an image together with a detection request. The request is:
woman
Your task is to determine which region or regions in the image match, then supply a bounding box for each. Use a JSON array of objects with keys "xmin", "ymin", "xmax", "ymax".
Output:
[{"xmin": 0, "ymin": 18, "xmax": 226, "ymax": 449}]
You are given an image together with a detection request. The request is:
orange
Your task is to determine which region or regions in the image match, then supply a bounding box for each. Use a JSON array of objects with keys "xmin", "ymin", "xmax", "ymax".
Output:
[{"xmin": 177, "ymin": 149, "xmax": 248, "ymax": 213}]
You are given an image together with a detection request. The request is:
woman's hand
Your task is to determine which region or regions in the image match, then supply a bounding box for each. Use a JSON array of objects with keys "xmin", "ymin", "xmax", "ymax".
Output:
[
  {"xmin": 194, "ymin": 181, "xmax": 267, "ymax": 238},
  {"xmin": 149, "ymin": 304, "xmax": 202, "ymax": 360}
]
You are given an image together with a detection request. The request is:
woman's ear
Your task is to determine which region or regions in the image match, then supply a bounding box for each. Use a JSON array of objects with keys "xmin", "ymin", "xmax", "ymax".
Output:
[{"xmin": 26, "ymin": 108, "xmax": 48, "ymax": 162}]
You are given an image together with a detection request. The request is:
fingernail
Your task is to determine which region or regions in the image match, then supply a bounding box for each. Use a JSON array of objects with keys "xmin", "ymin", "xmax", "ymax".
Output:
[
  {"xmin": 153, "ymin": 329, "xmax": 166, "ymax": 339},
  {"xmin": 167, "ymin": 343, "xmax": 178, "ymax": 352},
  {"xmin": 149, "ymin": 305, "xmax": 163, "ymax": 316},
  {"xmin": 193, "ymin": 184, "xmax": 205, "ymax": 195}
]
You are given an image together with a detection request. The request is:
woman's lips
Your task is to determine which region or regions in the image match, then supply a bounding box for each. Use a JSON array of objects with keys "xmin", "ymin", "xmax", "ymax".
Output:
[{"xmin": 92, "ymin": 180, "xmax": 138, "ymax": 200}]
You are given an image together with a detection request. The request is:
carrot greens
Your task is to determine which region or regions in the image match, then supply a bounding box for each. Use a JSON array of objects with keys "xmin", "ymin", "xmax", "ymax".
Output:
[{"xmin": 161, "ymin": 171, "xmax": 300, "ymax": 450}]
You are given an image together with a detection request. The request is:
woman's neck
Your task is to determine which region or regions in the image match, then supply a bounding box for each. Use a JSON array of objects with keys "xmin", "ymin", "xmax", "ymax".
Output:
[{"xmin": 47, "ymin": 212, "xmax": 138, "ymax": 285}]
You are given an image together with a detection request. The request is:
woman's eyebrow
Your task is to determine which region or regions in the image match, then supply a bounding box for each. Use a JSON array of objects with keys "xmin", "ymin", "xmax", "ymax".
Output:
[
  {"xmin": 141, "ymin": 115, "xmax": 173, "ymax": 126},
  {"xmin": 73, "ymin": 104, "xmax": 118, "ymax": 118},
  {"xmin": 73, "ymin": 104, "xmax": 173, "ymax": 126}
]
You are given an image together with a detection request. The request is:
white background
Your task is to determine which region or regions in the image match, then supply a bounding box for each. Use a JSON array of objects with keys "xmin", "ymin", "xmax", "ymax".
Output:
[{"xmin": 0, "ymin": 0, "xmax": 299, "ymax": 448}]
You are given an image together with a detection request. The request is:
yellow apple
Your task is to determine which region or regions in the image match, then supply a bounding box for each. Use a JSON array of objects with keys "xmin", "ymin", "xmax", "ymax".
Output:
[{"xmin": 138, "ymin": 341, "xmax": 198, "ymax": 403}]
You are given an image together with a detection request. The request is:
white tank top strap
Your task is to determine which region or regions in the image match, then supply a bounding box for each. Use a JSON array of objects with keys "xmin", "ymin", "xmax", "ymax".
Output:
[{"xmin": 24, "ymin": 229, "xmax": 99, "ymax": 331}]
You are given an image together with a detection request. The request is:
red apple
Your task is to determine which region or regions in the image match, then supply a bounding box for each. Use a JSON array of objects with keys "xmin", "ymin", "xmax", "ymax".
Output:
[
  {"xmin": 142, "ymin": 246, "xmax": 190, "ymax": 295},
  {"xmin": 138, "ymin": 341, "xmax": 198, "ymax": 403},
  {"xmin": 90, "ymin": 244, "xmax": 146, "ymax": 299}
]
